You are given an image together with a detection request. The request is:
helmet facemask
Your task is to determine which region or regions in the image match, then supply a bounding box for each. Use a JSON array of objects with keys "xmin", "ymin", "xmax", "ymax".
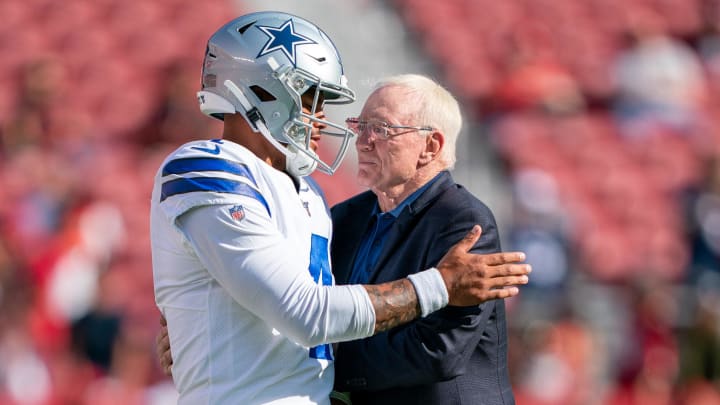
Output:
[{"xmin": 274, "ymin": 63, "xmax": 356, "ymax": 176}]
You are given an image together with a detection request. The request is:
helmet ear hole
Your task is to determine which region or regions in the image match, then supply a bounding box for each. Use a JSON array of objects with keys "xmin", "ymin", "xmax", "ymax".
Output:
[{"xmin": 250, "ymin": 85, "xmax": 277, "ymax": 102}]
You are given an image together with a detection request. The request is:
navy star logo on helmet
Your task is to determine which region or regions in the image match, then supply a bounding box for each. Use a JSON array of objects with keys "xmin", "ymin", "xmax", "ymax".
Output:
[{"xmin": 256, "ymin": 19, "xmax": 317, "ymax": 66}]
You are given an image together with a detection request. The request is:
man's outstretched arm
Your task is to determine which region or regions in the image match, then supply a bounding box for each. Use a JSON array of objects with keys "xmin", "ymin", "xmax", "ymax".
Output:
[
  {"xmin": 364, "ymin": 225, "xmax": 528, "ymax": 333},
  {"xmin": 157, "ymin": 225, "xmax": 529, "ymax": 375}
]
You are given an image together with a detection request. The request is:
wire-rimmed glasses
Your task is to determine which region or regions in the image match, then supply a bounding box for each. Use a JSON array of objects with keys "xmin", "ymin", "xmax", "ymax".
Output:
[{"xmin": 345, "ymin": 117, "xmax": 434, "ymax": 139}]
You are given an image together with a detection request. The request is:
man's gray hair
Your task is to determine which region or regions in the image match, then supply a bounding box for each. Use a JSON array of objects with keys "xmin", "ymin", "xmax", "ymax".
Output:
[{"xmin": 373, "ymin": 74, "xmax": 462, "ymax": 169}]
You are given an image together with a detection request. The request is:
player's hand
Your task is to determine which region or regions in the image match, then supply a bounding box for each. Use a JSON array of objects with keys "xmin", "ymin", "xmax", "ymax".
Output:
[
  {"xmin": 437, "ymin": 225, "xmax": 530, "ymax": 306},
  {"xmin": 156, "ymin": 315, "xmax": 173, "ymax": 377}
]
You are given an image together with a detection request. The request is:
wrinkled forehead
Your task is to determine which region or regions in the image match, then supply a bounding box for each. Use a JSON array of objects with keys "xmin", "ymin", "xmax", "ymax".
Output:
[{"xmin": 361, "ymin": 85, "xmax": 420, "ymax": 122}]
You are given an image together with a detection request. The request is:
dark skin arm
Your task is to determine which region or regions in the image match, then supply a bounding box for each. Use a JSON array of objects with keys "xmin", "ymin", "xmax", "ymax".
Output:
[
  {"xmin": 157, "ymin": 225, "xmax": 529, "ymax": 375},
  {"xmin": 364, "ymin": 225, "xmax": 527, "ymax": 332}
]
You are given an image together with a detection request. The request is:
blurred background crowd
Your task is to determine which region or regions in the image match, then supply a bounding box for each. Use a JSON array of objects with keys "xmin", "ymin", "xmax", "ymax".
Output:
[{"xmin": 0, "ymin": 0, "xmax": 719, "ymax": 404}]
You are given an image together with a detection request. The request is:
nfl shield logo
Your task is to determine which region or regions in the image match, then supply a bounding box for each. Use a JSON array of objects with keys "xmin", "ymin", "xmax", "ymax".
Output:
[{"xmin": 229, "ymin": 205, "xmax": 245, "ymax": 221}]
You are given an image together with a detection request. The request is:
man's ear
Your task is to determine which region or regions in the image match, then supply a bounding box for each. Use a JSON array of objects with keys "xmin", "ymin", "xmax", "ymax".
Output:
[{"xmin": 419, "ymin": 130, "xmax": 444, "ymax": 164}]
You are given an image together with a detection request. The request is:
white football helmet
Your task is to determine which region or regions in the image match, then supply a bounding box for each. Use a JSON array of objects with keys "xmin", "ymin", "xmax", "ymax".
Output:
[{"xmin": 197, "ymin": 11, "xmax": 356, "ymax": 176}]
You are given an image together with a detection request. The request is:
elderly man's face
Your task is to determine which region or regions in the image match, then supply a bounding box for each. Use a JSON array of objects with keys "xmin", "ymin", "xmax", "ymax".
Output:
[{"xmin": 355, "ymin": 86, "xmax": 429, "ymax": 192}]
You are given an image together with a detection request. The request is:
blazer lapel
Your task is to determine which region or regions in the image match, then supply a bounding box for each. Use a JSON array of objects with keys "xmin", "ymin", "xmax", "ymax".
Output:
[{"xmin": 366, "ymin": 172, "xmax": 456, "ymax": 283}]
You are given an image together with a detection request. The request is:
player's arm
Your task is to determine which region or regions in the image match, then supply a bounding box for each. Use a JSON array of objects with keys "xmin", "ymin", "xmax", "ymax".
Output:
[
  {"xmin": 155, "ymin": 224, "xmax": 527, "ymax": 375},
  {"xmin": 156, "ymin": 218, "xmax": 527, "ymax": 376},
  {"xmin": 178, "ymin": 202, "xmax": 528, "ymax": 343}
]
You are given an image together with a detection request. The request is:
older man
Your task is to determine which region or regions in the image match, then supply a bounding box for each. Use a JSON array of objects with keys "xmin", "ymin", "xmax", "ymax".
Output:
[{"xmin": 331, "ymin": 74, "xmax": 515, "ymax": 404}]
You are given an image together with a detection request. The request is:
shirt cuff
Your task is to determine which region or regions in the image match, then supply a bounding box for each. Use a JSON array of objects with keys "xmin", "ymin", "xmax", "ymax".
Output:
[{"xmin": 407, "ymin": 267, "xmax": 449, "ymax": 317}]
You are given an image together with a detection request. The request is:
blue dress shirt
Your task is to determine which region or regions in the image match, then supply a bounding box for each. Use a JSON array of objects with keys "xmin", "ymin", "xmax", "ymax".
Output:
[{"xmin": 347, "ymin": 174, "xmax": 442, "ymax": 284}]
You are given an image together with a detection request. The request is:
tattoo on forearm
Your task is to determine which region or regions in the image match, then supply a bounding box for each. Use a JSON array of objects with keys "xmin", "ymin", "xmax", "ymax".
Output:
[{"xmin": 364, "ymin": 279, "xmax": 421, "ymax": 332}]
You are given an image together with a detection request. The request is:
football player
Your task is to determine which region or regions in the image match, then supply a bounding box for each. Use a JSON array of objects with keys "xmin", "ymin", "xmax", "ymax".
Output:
[{"xmin": 150, "ymin": 11, "xmax": 530, "ymax": 404}]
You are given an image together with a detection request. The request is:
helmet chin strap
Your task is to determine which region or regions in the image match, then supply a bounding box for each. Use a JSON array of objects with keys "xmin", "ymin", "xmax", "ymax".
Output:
[
  {"xmin": 224, "ymin": 80, "xmax": 317, "ymax": 177},
  {"xmin": 285, "ymin": 145, "xmax": 318, "ymax": 177}
]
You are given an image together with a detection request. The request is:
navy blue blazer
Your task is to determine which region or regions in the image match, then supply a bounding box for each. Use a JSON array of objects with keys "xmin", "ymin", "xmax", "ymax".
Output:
[{"xmin": 331, "ymin": 171, "xmax": 515, "ymax": 405}]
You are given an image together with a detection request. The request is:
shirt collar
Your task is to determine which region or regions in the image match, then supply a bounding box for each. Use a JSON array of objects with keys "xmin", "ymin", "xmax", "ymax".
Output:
[{"xmin": 373, "ymin": 172, "xmax": 444, "ymax": 218}]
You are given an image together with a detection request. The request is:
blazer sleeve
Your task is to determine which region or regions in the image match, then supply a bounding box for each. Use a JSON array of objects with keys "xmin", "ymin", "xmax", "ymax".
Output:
[{"xmin": 334, "ymin": 203, "xmax": 502, "ymax": 391}]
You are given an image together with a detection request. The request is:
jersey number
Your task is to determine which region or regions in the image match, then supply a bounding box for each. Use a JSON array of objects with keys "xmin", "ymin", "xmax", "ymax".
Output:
[{"xmin": 308, "ymin": 234, "xmax": 333, "ymax": 360}]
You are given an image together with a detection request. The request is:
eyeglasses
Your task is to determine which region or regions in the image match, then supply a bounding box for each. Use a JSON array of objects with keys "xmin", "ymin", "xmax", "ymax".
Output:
[{"xmin": 345, "ymin": 117, "xmax": 434, "ymax": 140}]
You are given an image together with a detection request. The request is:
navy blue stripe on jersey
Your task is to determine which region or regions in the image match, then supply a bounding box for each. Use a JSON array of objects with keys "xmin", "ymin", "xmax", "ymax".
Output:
[
  {"xmin": 162, "ymin": 157, "xmax": 258, "ymax": 186},
  {"xmin": 161, "ymin": 177, "xmax": 270, "ymax": 216}
]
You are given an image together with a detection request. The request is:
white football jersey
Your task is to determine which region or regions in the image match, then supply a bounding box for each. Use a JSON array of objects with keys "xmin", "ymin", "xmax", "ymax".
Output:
[{"xmin": 150, "ymin": 139, "xmax": 375, "ymax": 404}]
